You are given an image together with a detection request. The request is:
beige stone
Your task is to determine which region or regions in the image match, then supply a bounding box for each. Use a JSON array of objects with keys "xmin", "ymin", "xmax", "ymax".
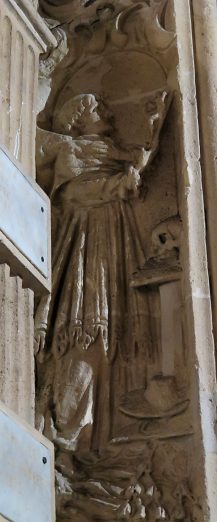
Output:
[
  {"xmin": 0, "ymin": 0, "xmax": 54, "ymax": 425},
  {"xmin": 191, "ymin": 0, "xmax": 217, "ymax": 353},
  {"xmin": 0, "ymin": 264, "xmax": 34, "ymax": 425},
  {"xmin": 173, "ymin": 1, "xmax": 217, "ymax": 519},
  {"xmin": 0, "ymin": 0, "xmax": 55, "ymax": 177},
  {"xmin": 35, "ymin": 1, "xmax": 212, "ymax": 520}
]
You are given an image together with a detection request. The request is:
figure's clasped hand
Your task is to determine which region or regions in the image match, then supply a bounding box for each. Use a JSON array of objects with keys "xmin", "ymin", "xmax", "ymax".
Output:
[
  {"xmin": 133, "ymin": 146, "xmax": 152, "ymax": 172},
  {"xmin": 61, "ymin": 138, "xmax": 117, "ymax": 167},
  {"xmin": 86, "ymin": 140, "xmax": 110, "ymax": 159},
  {"xmin": 73, "ymin": 139, "xmax": 112, "ymax": 159},
  {"xmin": 126, "ymin": 166, "xmax": 141, "ymax": 194},
  {"xmin": 118, "ymin": 165, "xmax": 141, "ymax": 200}
]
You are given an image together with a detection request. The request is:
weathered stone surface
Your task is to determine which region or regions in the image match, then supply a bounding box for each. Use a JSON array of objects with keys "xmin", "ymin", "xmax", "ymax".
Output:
[
  {"xmin": 33, "ymin": 1, "xmax": 217, "ymax": 521},
  {"xmin": 173, "ymin": 2, "xmax": 217, "ymax": 520},
  {"xmin": 0, "ymin": 264, "xmax": 34, "ymax": 425},
  {"xmin": 34, "ymin": 2, "xmax": 211, "ymax": 521},
  {"xmin": 0, "ymin": 0, "xmax": 54, "ymax": 424},
  {"xmin": 0, "ymin": 0, "xmax": 55, "ymax": 177}
]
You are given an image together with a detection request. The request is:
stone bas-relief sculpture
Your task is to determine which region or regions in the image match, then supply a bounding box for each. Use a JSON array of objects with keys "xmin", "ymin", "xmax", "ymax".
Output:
[{"xmin": 35, "ymin": 1, "xmax": 202, "ymax": 520}]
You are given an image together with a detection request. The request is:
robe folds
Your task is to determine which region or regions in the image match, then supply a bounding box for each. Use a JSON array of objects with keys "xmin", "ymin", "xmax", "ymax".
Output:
[{"xmin": 37, "ymin": 138, "xmax": 155, "ymax": 450}]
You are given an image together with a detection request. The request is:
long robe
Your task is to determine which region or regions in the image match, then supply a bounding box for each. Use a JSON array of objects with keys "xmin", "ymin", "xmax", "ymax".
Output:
[{"xmin": 37, "ymin": 134, "xmax": 154, "ymax": 452}]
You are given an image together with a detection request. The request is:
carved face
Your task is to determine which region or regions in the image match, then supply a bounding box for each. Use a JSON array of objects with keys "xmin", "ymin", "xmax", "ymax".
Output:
[
  {"xmin": 52, "ymin": 93, "xmax": 112, "ymax": 136},
  {"xmin": 80, "ymin": 96, "xmax": 113, "ymax": 134}
]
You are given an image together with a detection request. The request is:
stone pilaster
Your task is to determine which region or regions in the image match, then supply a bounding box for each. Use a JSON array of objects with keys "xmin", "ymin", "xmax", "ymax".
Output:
[
  {"xmin": 0, "ymin": 1, "xmax": 55, "ymax": 425},
  {"xmin": 0, "ymin": 265, "xmax": 34, "ymax": 424},
  {"xmin": 0, "ymin": 0, "xmax": 55, "ymax": 177},
  {"xmin": 173, "ymin": 1, "xmax": 217, "ymax": 519}
]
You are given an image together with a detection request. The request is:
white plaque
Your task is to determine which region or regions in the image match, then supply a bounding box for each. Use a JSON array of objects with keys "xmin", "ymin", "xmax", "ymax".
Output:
[
  {"xmin": 0, "ymin": 402, "xmax": 55, "ymax": 522},
  {"xmin": 0, "ymin": 144, "xmax": 51, "ymax": 294}
]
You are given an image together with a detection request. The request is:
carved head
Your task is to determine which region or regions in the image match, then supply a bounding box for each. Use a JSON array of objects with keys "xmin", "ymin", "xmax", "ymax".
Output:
[
  {"xmin": 150, "ymin": 216, "xmax": 181, "ymax": 258},
  {"xmin": 52, "ymin": 93, "xmax": 113, "ymax": 136}
]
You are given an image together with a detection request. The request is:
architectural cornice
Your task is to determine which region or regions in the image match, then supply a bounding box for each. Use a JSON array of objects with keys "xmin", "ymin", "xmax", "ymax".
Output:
[{"xmin": 6, "ymin": 0, "xmax": 56, "ymax": 51}]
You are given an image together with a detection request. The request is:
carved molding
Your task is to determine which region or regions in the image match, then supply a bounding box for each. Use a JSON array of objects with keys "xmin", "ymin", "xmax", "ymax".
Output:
[
  {"xmin": 13, "ymin": 0, "xmax": 56, "ymax": 50},
  {"xmin": 0, "ymin": 0, "xmax": 55, "ymax": 175}
]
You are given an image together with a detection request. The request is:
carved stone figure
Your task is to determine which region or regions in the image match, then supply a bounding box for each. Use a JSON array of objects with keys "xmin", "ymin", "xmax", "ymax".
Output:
[
  {"xmin": 35, "ymin": 1, "xmax": 201, "ymax": 520},
  {"xmin": 36, "ymin": 87, "xmax": 170, "ymax": 443}
]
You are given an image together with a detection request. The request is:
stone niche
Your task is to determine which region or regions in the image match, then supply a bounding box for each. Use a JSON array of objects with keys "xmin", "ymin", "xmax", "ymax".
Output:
[{"xmin": 35, "ymin": 0, "xmax": 212, "ymax": 520}]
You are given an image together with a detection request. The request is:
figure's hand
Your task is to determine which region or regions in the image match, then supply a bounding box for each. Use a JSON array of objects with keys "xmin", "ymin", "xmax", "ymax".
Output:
[
  {"xmin": 86, "ymin": 140, "xmax": 110, "ymax": 159},
  {"xmin": 34, "ymin": 295, "xmax": 50, "ymax": 357},
  {"xmin": 34, "ymin": 325, "xmax": 47, "ymax": 356},
  {"xmin": 59, "ymin": 138, "xmax": 113, "ymax": 165},
  {"xmin": 118, "ymin": 166, "xmax": 141, "ymax": 200},
  {"xmin": 62, "ymin": 138, "xmax": 109, "ymax": 155},
  {"xmin": 126, "ymin": 166, "xmax": 141, "ymax": 193},
  {"xmin": 133, "ymin": 147, "xmax": 152, "ymax": 172}
]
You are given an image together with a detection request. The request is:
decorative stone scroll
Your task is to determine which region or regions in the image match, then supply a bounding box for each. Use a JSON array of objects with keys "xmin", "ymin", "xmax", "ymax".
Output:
[{"xmin": 36, "ymin": 1, "xmax": 203, "ymax": 520}]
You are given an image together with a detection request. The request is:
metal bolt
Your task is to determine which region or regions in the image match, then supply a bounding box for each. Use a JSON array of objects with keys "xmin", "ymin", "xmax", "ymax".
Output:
[{"xmin": 42, "ymin": 457, "xmax": 47, "ymax": 464}]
